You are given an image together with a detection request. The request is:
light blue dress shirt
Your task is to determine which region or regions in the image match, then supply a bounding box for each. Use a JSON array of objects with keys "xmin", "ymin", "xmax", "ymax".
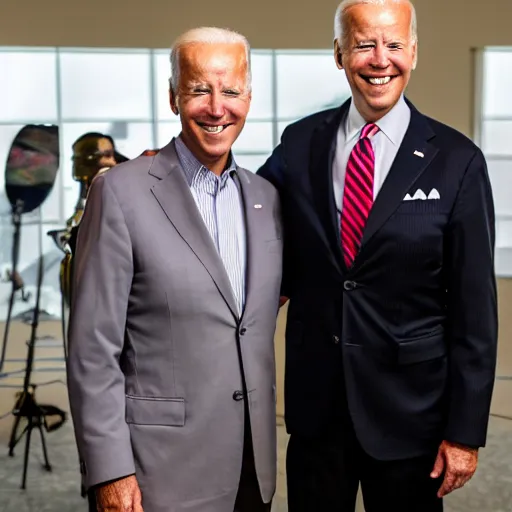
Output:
[
  {"xmin": 175, "ymin": 136, "xmax": 246, "ymax": 315},
  {"xmin": 333, "ymin": 95, "xmax": 411, "ymax": 216}
]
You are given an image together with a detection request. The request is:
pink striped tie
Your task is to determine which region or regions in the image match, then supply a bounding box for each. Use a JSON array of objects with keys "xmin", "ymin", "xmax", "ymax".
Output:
[{"xmin": 341, "ymin": 123, "xmax": 379, "ymax": 268}]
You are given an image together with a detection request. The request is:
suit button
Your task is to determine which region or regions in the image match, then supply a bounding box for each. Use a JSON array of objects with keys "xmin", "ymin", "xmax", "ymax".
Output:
[
  {"xmin": 343, "ymin": 280, "xmax": 357, "ymax": 291},
  {"xmin": 232, "ymin": 390, "xmax": 244, "ymax": 401},
  {"xmin": 240, "ymin": 327, "xmax": 247, "ymax": 336},
  {"xmin": 333, "ymin": 335, "xmax": 340, "ymax": 344}
]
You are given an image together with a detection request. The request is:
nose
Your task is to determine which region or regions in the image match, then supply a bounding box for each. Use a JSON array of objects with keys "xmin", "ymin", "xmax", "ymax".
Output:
[
  {"xmin": 105, "ymin": 156, "xmax": 117, "ymax": 167},
  {"xmin": 208, "ymin": 91, "xmax": 225, "ymax": 118},
  {"xmin": 99, "ymin": 155, "xmax": 117, "ymax": 169},
  {"xmin": 370, "ymin": 44, "xmax": 390, "ymax": 68}
]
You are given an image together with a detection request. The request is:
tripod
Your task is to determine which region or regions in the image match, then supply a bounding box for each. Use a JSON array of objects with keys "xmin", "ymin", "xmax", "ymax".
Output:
[
  {"xmin": 8, "ymin": 384, "xmax": 52, "ymax": 487},
  {"xmin": 5, "ymin": 203, "xmax": 65, "ymax": 489}
]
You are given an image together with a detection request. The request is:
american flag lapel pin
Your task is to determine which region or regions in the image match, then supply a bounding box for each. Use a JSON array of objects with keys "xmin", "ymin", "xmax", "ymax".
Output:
[
  {"xmin": 254, "ymin": 204, "xmax": 262, "ymax": 209},
  {"xmin": 414, "ymin": 150, "xmax": 425, "ymax": 158}
]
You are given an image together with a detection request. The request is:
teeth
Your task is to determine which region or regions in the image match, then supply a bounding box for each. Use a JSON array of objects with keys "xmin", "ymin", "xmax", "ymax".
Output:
[
  {"xmin": 369, "ymin": 76, "xmax": 391, "ymax": 85},
  {"xmin": 201, "ymin": 125, "xmax": 224, "ymax": 133}
]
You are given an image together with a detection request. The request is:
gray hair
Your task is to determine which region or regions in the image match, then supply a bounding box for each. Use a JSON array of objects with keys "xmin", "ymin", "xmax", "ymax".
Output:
[
  {"xmin": 334, "ymin": 0, "xmax": 418, "ymax": 49},
  {"xmin": 169, "ymin": 27, "xmax": 252, "ymax": 93}
]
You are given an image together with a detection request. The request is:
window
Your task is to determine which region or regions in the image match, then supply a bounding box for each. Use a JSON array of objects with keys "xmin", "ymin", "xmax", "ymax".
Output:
[
  {"xmin": 0, "ymin": 50, "xmax": 58, "ymax": 122},
  {"xmin": 0, "ymin": 46, "xmax": 350, "ymax": 320},
  {"xmin": 475, "ymin": 47, "xmax": 512, "ymax": 277}
]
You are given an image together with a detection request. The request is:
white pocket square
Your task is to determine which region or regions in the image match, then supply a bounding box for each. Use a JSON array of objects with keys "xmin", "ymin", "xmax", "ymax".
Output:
[
  {"xmin": 403, "ymin": 188, "xmax": 441, "ymax": 201},
  {"xmin": 427, "ymin": 188, "xmax": 440, "ymax": 200}
]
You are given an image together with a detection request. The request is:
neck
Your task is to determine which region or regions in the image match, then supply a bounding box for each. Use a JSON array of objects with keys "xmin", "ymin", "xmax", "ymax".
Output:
[
  {"xmin": 209, "ymin": 159, "xmax": 229, "ymax": 176},
  {"xmin": 354, "ymin": 97, "xmax": 399, "ymax": 124},
  {"xmin": 179, "ymin": 134, "xmax": 230, "ymax": 176}
]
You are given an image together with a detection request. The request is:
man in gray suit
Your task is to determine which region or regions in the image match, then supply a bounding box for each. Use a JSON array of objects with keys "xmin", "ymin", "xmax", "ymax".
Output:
[{"xmin": 67, "ymin": 27, "xmax": 282, "ymax": 512}]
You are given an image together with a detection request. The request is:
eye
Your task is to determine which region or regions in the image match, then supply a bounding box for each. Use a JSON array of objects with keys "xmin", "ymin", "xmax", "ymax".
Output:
[
  {"xmin": 388, "ymin": 43, "xmax": 403, "ymax": 50},
  {"xmin": 192, "ymin": 87, "xmax": 210, "ymax": 94},
  {"xmin": 356, "ymin": 43, "xmax": 375, "ymax": 50},
  {"xmin": 223, "ymin": 90, "xmax": 240, "ymax": 97}
]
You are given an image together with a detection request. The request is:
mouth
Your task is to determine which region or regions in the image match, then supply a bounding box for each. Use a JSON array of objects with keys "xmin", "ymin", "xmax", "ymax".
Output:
[
  {"xmin": 196, "ymin": 122, "xmax": 232, "ymax": 134},
  {"xmin": 362, "ymin": 75, "xmax": 395, "ymax": 86}
]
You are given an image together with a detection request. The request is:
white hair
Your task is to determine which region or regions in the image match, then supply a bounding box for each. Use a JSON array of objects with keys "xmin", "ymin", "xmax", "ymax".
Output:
[
  {"xmin": 169, "ymin": 27, "xmax": 252, "ymax": 93},
  {"xmin": 334, "ymin": 0, "xmax": 418, "ymax": 49}
]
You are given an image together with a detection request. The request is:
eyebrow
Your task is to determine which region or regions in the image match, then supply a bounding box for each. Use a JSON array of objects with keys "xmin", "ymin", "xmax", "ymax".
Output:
[
  {"xmin": 185, "ymin": 81, "xmax": 247, "ymax": 93},
  {"xmin": 186, "ymin": 80, "xmax": 208, "ymax": 89}
]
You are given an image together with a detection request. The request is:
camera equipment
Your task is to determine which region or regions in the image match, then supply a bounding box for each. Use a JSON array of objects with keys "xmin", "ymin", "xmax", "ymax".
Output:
[{"xmin": 0, "ymin": 124, "xmax": 66, "ymax": 489}]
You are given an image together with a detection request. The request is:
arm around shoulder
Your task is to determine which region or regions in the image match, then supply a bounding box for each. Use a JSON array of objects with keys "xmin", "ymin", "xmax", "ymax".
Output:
[{"xmin": 257, "ymin": 143, "xmax": 286, "ymax": 191}]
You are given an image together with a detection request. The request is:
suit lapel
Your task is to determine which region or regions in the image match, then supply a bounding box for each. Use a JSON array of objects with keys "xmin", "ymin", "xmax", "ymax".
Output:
[
  {"xmin": 149, "ymin": 141, "xmax": 239, "ymax": 319},
  {"xmin": 309, "ymin": 103, "xmax": 348, "ymax": 276},
  {"xmin": 361, "ymin": 108, "xmax": 438, "ymax": 248},
  {"xmin": 235, "ymin": 170, "xmax": 267, "ymax": 320}
]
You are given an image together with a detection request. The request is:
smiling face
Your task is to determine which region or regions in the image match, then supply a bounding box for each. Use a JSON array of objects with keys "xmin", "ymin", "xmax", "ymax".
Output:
[
  {"xmin": 335, "ymin": 1, "xmax": 417, "ymax": 122},
  {"xmin": 170, "ymin": 42, "xmax": 251, "ymax": 175}
]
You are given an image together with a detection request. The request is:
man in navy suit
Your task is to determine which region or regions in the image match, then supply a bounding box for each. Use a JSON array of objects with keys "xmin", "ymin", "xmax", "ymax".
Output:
[{"xmin": 258, "ymin": 0, "xmax": 498, "ymax": 510}]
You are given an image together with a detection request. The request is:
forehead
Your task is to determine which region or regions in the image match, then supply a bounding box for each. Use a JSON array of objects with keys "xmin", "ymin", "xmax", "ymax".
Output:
[
  {"xmin": 97, "ymin": 138, "xmax": 113, "ymax": 150},
  {"xmin": 345, "ymin": 2, "xmax": 412, "ymax": 37},
  {"xmin": 179, "ymin": 42, "xmax": 247, "ymax": 81}
]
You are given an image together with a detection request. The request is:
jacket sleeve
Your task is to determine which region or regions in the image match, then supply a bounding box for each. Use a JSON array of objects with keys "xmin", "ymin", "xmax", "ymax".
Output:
[
  {"xmin": 444, "ymin": 147, "xmax": 498, "ymax": 447},
  {"xmin": 67, "ymin": 174, "xmax": 136, "ymax": 488}
]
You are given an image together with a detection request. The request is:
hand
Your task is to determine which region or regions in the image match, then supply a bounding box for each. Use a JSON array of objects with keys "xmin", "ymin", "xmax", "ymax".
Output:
[
  {"xmin": 430, "ymin": 440, "xmax": 478, "ymax": 498},
  {"xmin": 95, "ymin": 474, "xmax": 143, "ymax": 511},
  {"xmin": 279, "ymin": 296, "xmax": 289, "ymax": 307}
]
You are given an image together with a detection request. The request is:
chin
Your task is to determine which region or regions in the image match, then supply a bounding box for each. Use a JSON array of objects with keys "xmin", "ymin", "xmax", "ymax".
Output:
[
  {"xmin": 203, "ymin": 137, "xmax": 234, "ymax": 151},
  {"xmin": 368, "ymin": 95, "xmax": 399, "ymax": 112},
  {"xmin": 199, "ymin": 144, "xmax": 231, "ymax": 160}
]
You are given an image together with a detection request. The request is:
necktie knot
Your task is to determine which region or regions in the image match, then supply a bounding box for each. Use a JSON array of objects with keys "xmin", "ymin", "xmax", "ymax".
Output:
[{"xmin": 361, "ymin": 123, "xmax": 379, "ymax": 140}]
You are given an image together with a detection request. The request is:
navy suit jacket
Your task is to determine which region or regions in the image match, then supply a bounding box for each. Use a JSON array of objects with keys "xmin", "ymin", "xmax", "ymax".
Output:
[{"xmin": 258, "ymin": 98, "xmax": 498, "ymax": 460}]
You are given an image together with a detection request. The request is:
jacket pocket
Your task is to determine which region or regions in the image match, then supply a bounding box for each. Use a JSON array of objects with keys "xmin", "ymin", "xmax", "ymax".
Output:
[
  {"xmin": 125, "ymin": 395, "xmax": 185, "ymax": 427},
  {"xmin": 397, "ymin": 332, "xmax": 446, "ymax": 365},
  {"xmin": 395, "ymin": 199, "xmax": 446, "ymax": 215}
]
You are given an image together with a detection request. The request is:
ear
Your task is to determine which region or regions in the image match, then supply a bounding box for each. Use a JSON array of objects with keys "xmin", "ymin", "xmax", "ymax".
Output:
[
  {"xmin": 334, "ymin": 39, "xmax": 344, "ymax": 70},
  {"xmin": 411, "ymin": 41, "xmax": 418, "ymax": 70},
  {"xmin": 169, "ymin": 86, "xmax": 179, "ymax": 115}
]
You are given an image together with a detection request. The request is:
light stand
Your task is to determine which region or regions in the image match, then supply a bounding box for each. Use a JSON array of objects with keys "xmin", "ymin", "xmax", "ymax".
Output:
[
  {"xmin": 0, "ymin": 200, "xmax": 24, "ymax": 376},
  {"xmin": 6, "ymin": 205, "xmax": 66, "ymax": 489},
  {"xmin": 0, "ymin": 124, "xmax": 64, "ymax": 489}
]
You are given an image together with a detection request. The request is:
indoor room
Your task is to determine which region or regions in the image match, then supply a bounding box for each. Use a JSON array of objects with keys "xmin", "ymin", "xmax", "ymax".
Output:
[{"xmin": 0, "ymin": 0, "xmax": 511, "ymax": 510}]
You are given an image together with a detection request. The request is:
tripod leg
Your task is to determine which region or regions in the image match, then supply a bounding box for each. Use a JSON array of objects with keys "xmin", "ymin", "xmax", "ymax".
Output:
[
  {"xmin": 21, "ymin": 416, "xmax": 33, "ymax": 489},
  {"xmin": 37, "ymin": 419, "xmax": 52, "ymax": 471},
  {"xmin": 8, "ymin": 414, "xmax": 22, "ymax": 456}
]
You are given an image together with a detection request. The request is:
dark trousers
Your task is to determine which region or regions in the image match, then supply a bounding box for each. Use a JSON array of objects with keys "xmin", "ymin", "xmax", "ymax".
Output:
[
  {"xmin": 87, "ymin": 489, "xmax": 95, "ymax": 512},
  {"xmin": 286, "ymin": 419, "xmax": 443, "ymax": 512}
]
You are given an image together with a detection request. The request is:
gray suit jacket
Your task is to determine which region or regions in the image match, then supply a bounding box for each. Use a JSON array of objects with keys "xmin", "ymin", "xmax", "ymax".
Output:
[{"xmin": 67, "ymin": 140, "xmax": 283, "ymax": 512}]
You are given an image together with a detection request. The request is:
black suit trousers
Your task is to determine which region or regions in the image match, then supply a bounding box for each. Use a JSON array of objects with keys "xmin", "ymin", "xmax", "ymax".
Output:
[{"xmin": 286, "ymin": 414, "xmax": 443, "ymax": 512}]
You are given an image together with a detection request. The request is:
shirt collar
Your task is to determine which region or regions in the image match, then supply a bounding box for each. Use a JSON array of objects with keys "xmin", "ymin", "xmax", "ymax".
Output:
[
  {"xmin": 345, "ymin": 94, "xmax": 410, "ymax": 146},
  {"xmin": 174, "ymin": 135, "xmax": 238, "ymax": 188}
]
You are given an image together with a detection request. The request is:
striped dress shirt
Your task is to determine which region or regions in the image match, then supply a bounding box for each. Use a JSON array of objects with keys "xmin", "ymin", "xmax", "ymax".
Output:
[{"xmin": 174, "ymin": 136, "xmax": 246, "ymax": 315}]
